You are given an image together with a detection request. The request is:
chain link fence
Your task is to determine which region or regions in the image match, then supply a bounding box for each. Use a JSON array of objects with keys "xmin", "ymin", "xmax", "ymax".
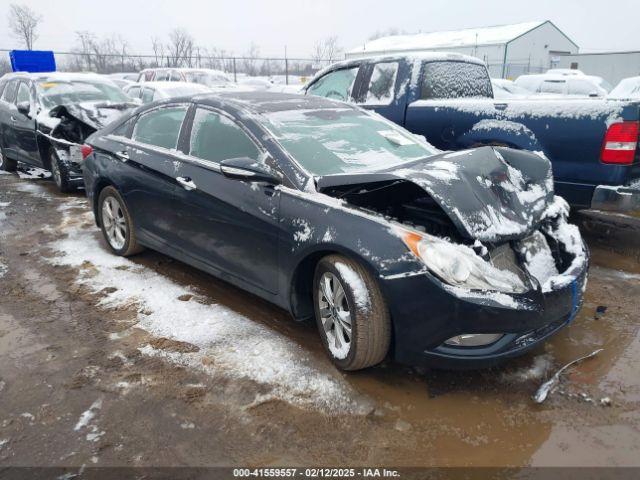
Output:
[{"xmin": 0, "ymin": 49, "xmax": 335, "ymax": 86}]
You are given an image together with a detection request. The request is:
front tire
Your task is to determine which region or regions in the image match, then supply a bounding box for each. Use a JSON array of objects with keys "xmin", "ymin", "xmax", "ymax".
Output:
[
  {"xmin": 313, "ymin": 254, "xmax": 391, "ymax": 371},
  {"xmin": 98, "ymin": 186, "xmax": 144, "ymax": 256},
  {"xmin": 50, "ymin": 147, "xmax": 75, "ymax": 193},
  {"xmin": 0, "ymin": 145, "xmax": 17, "ymax": 172}
]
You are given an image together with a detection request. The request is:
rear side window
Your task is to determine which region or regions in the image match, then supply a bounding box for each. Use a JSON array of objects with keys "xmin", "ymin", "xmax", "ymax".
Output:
[
  {"xmin": 141, "ymin": 87, "xmax": 154, "ymax": 104},
  {"xmin": 132, "ymin": 106, "xmax": 188, "ymax": 150},
  {"xmin": 361, "ymin": 62, "xmax": 399, "ymax": 105},
  {"xmin": 307, "ymin": 67, "xmax": 359, "ymax": 102},
  {"xmin": 169, "ymin": 70, "xmax": 183, "ymax": 82},
  {"xmin": 189, "ymin": 108, "xmax": 260, "ymax": 163},
  {"xmin": 126, "ymin": 86, "xmax": 141, "ymax": 98},
  {"xmin": 155, "ymin": 70, "xmax": 170, "ymax": 81},
  {"xmin": 420, "ymin": 61, "xmax": 493, "ymax": 99},
  {"xmin": 16, "ymin": 82, "xmax": 31, "ymax": 104},
  {"xmin": 1, "ymin": 80, "xmax": 18, "ymax": 103},
  {"xmin": 538, "ymin": 80, "xmax": 565, "ymax": 94}
]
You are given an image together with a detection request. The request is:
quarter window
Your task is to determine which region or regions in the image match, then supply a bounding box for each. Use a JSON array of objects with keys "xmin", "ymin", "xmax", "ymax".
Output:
[
  {"xmin": 361, "ymin": 62, "xmax": 399, "ymax": 105},
  {"xmin": 132, "ymin": 106, "xmax": 188, "ymax": 150},
  {"xmin": 307, "ymin": 67, "xmax": 359, "ymax": 102},
  {"xmin": 189, "ymin": 108, "xmax": 260, "ymax": 163}
]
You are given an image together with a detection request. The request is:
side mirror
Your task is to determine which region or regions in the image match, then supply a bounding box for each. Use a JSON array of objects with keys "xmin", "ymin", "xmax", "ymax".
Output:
[
  {"xmin": 220, "ymin": 157, "xmax": 282, "ymax": 185},
  {"xmin": 16, "ymin": 101, "xmax": 31, "ymax": 117}
]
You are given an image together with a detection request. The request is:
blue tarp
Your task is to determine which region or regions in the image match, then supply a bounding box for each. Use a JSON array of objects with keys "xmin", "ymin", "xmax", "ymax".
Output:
[{"xmin": 9, "ymin": 50, "xmax": 56, "ymax": 73}]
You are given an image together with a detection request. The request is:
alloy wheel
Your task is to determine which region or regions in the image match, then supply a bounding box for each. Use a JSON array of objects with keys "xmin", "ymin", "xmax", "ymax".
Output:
[
  {"xmin": 318, "ymin": 272, "xmax": 352, "ymax": 359},
  {"xmin": 101, "ymin": 196, "xmax": 127, "ymax": 250}
]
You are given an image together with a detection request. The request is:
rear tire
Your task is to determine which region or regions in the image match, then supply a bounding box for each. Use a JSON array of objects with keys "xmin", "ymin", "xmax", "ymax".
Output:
[
  {"xmin": 313, "ymin": 254, "xmax": 391, "ymax": 371},
  {"xmin": 50, "ymin": 147, "xmax": 76, "ymax": 193},
  {"xmin": 98, "ymin": 186, "xmax": 144, "ymax": 257},
  {"xmin": 0, "ymin": 146, "xmax": 17, "ymax": 172}
]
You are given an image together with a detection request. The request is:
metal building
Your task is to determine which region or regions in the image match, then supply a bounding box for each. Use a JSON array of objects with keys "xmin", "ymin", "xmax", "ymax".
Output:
[
  {"xmin": 346, "ymin": 20, "xmax": 579, "ymax": 79},
  {"xmin": 554, "ymin": 51, "xmax": 640, "ymax": 85}
]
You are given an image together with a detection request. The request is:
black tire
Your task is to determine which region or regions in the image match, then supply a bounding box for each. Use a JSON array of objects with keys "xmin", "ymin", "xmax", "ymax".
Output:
[
  {"xmin": 97, "ymin": 186, "xmax": 144, "ymax": 257},
  {"xmin": 0, "ymin": 145, "xmax": 17, "ymax": 172},
  {"xmin": 49, "ymin": 147, "xmax": 76, "ymax": 193},
  {"xmin": 313, "ymin": 254, "xmax": 391, "ymax": 371}
]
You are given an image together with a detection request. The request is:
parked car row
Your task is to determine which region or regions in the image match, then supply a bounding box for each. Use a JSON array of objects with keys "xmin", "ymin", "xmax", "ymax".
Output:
[{"xmin": 0, "ymin": 63, "xmax": 590, "ymax": 371}]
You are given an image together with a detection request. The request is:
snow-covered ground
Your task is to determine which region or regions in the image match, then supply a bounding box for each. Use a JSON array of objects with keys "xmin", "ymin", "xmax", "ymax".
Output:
[{"xmin": 47, "ymin": 201, "xmax": 370, "ymax": 414}]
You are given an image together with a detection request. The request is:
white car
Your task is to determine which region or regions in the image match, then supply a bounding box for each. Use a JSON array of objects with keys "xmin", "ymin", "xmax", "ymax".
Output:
[
  {"xmin": 608, "ymin": 76, "xmax": 640, "ymax": 100},
  {"xmin": 136, "ymin": 68, "xmax": 246, "ymax": 91},
  {"xmin": 491, "ymin": 79, "xmax": 531, "ymax": 99},
  {"xmin": 515, "ymin": 73, "xmax": 612, "ymax": 97},
  {"xmin": 123, "ymin": 81, "xmax": 211, "ymax": 104}
]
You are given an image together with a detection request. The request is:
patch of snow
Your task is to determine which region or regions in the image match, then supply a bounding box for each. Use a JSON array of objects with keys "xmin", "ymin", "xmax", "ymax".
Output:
[
  {"xmin": 48, "ymin": 210, "xmax": 368, "ymax": 414},
  {"xmin": 292, "ymin": 218, "xmax": 313, "ymax": 243},
  {"xmin": 17, "ymin": 166, "xmax": 51, "ymax": 179},
  {"xmin": 0, "ymin": 262, "xmax": 7, "ymax": 279},
  {"xmin": 0, "ymin": 439, "xmax": 8, "ymax": 450},
  {"xmin": 74, "ymin": 399, "xmax": 102, "ymax": 431},
  {"xmin": 334, "ymin": 261, "xmax": 370, "ymax": 311}
]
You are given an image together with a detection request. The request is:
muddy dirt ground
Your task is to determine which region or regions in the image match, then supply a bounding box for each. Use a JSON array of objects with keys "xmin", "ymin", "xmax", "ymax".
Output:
[{"xmin": 0, "ymin": 171, "xmax": 639, "ymax": 473}]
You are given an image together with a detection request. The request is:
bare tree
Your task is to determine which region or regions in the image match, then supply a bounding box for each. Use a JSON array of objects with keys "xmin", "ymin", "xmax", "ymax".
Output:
[
  {"xmin": 166, "ymin": 28, "xmax": 194, "ymax": 68},
  {"xmin": 151, "ymin": 37, "xmax": 166, "ymax": 67},
  {"xmin": 68, "ymin": 31, "xmax": 131, "ymax": 73},
  {"xmin": 243, "ymin": 42, "xmax": 260, "ymax": 76},
  {"xmin": 310, "ymin": 36, "xmax": 343, "ymax": 67},
  {"xmin": 7, "ymin": 3, "xmax": 42, "ymax": 50}
]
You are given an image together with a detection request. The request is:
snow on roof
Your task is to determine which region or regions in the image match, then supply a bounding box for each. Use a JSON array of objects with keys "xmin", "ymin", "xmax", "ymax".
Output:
[{"xmin": 348, "ymin": 21, "xmax": 546, "ymax": 55}]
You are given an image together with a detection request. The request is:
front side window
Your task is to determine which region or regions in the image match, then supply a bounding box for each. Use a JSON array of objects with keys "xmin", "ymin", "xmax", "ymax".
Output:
[
  {"xmin": 16, "ymin": 82, "xmax": 31, "ymax": 105},
  {"xmin": 169, "ymin": 71, "xmax": 183, "ymax": 82},
  {"xmin": 132, "ymin": 106, "xmax": 188, "ymax": 150},
  {"xmin": 568, "ymin": 79, "xmax": 596, "ymax": 95},
  {"xmin": 1, "ymin": 80, "xmax": 18, "ymax": 103},
  {"xmin": 421, "ymin": 61, "xmax": 493, "ymax": 99},
  {"xmin": 361, "ymin": 62, "xmax": 399, "ymax": 105},
  {"xmin": 155, "ymin": 70, "xmax": 170, "ymax": 81},
  {"xmin": 265, "ymin": 107, "xmax": 436, "ymax": 176},
  {"xmin": 189, "ymin": 108, "xmax": 260, "ymax": 162},
  {"xmin": 307, "ymin": 67, "xmax": 359, "ymax": 102}
]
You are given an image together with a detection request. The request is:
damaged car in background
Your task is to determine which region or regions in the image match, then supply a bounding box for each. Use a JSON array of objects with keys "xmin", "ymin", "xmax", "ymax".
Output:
[
  {"xmin": 81, "ymin": 92, "xmax": 588, "ymax": 370},
  {"xmin": 0, "ymin": 72, "xmax": 138, "ymax": 192}
]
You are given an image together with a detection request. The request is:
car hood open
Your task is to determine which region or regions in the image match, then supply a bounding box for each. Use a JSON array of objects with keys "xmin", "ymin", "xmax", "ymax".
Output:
[{"xmin": 315, "ymin": 146, "xmax": 554, "ymax": 243}]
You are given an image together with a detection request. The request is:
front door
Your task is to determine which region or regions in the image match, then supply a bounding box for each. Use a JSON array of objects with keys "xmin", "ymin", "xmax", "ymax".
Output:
[
  {"xmin": 13, "ymin": 81, "xmax": 40, "ymax": 165},
  {"xmin": 171, "ymin": 107, "xmax": 280, "ymax": 294}
]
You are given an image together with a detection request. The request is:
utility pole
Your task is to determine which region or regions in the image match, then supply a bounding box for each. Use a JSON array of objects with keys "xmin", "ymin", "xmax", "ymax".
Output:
[{"xmin": 285, "ymin": 45, "xmax": 289, "ymax": 85}]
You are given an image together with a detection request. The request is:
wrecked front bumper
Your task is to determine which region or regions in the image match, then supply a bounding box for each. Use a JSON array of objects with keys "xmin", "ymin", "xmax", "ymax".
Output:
[
  {"xmin": 590, "ymin": 184, "xmax": 640, "ymax": 215},
  {"xmin": 382, "ymin": 247, "xmax": 588, "ymax": 370}
]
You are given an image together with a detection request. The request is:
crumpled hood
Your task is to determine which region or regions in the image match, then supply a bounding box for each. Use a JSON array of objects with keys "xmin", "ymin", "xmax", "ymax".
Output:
[
  {"xmin": 316, "ymin": 146, "xmax": 555, "ymax": 242},
  {"xmin": 49, "ymin": 101, "xmax": 136, "ymax": 132}
]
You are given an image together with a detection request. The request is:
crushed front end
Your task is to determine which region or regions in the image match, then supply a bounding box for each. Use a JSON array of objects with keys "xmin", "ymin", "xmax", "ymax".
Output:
[{"xmin": 383, "ymin": 195, "xmax": 588, "ymax": 369}]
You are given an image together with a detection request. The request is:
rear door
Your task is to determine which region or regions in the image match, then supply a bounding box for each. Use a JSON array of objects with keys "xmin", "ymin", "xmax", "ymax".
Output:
[
  {"xmin": 116, "ymin": 104, "xmax": 190, "ymax": 247},
  {"xmin": 170, "ymin": 106, "xmax": 281, "ymax": 294},
  {"xmin": 13, "ymin": 80, "xmax": 40, "ymax": 165},
  {"xmin": 0, "ymin": 80, "xmax": 20, "ymax": 162}
]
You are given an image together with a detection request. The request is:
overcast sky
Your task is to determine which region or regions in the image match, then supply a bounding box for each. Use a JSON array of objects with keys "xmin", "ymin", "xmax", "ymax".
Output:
[{"xmin": 1, "ymin": 0, "xmax": 639, "ymax": 58}]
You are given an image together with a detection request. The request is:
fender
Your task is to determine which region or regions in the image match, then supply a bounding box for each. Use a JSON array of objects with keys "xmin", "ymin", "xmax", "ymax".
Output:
[{"xmin": 456, "ymin": 119, "xmax": 543, "ymax": 151}]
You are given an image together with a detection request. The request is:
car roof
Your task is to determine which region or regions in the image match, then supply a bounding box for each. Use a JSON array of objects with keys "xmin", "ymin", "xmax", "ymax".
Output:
[{"xmin": 193, "ymin": 91, "xmax": 354, "ymax": 114}]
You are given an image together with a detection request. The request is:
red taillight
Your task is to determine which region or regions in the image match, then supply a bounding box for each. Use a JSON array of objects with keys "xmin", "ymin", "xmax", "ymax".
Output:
[
  {"xmin": 81, "ymin": 144, "xmax": 93, "ymax": 161},
  {"xmin": 601, "ymin": 121, "xmax": 639, "ymax": 165}
]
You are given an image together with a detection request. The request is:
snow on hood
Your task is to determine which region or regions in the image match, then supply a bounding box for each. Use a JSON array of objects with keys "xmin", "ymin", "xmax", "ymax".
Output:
[
  {"xmin": 49, "ymin": 101, "xmax": 136, "ymax": 132},
  {"xmin": 316, "ymin": 146, "xmax": 554, "ymax": 242}
]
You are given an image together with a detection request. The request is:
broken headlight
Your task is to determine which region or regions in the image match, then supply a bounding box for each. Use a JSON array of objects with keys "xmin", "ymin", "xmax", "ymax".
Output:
[{"xmin": 400, "ymin": 229, "xmax": 528, "ymax": 294}]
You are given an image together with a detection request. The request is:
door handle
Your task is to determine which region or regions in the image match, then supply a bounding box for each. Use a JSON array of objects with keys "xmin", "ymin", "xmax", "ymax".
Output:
[
  {"xmin": 176, "ymin": 176, "xmax": 197, "ymax": 191},
  {"xmin": 114, "ymin": 150, "xmax": 129, "ymax": 162}
]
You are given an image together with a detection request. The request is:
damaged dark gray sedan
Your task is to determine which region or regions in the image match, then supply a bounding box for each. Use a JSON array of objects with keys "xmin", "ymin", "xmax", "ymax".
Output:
[
  {"xmin": 0, "ymin": 72, "xmax": 137, "ymax": 191},
  {"xmin": 81, "ymin": 92, "xmax": 588, "ymax": 370}
]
